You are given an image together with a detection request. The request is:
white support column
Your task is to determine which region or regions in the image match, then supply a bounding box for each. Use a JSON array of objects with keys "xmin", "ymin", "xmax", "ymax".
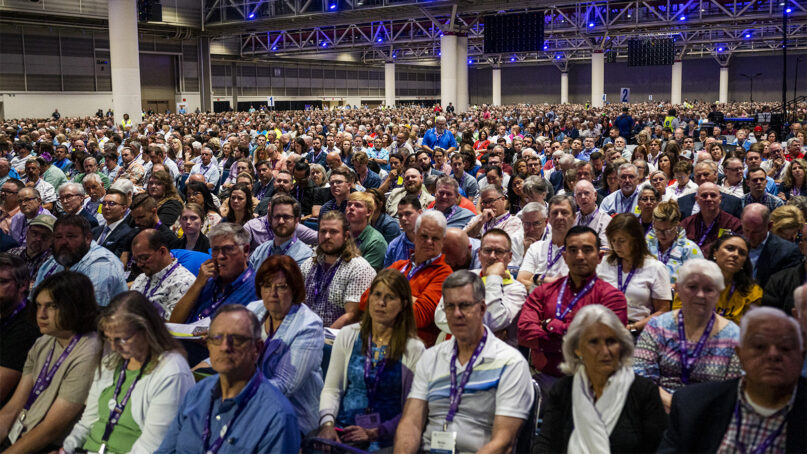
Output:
[
  {"xmin": 591, "ymin": 51, "xmax": 605, "ymax": 108},
  {"xmin": 440, "ymin": 33, "xmax": 458, "ymax": 109},
  {"xmin": 455, "ymin": 35, "xmax": 468, "ymax": 113},
  {"xmin": 384, "ymin": 62, "xmax": 396, "ymax": 107},
  {"xmin": 671, "ymin": 60, "xmax": 682, "ymax": 105},
  {"xmin": 108, "ymin": 0, "xmax": 142, "ymax": 127},
  {"xmin": 719, "ymin": 66, "xmax": 729, "ymax": 104},
  {"xmin": 491, "ymin": 66, "xmax": 501, "ymax": 106},
  {"xmin": 560, "ymin": 72, "xmax": 569, "ymax": 104}
]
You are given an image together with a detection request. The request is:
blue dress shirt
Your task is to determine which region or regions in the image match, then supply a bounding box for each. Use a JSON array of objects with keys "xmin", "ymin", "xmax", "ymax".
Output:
[
  {"xmin": 249, "ymin": 236, "xmax": 313, "ymax": 271},
  {"xmin": 422, "ymin": 128, "xmax": 458, "ymax": 151},
  {"xmin": 155, "ymin": 371, "xmax": 300, "ymax": 454},
  {"xmin": 384, "ymin": 232, "xmax": 415, "ymax": 268},
  {"xmin": 186, "ymin": 266, "xmax": 257, "ymax": 322}
]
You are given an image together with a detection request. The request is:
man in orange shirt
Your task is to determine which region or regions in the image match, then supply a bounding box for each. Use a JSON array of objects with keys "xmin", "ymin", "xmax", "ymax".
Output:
[{"xmin": 359, "ymin": 209, "xmax": 452, "ymax": 346}]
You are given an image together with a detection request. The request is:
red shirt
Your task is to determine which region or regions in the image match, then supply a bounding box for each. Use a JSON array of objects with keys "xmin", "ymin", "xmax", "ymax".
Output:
[
  {"xmin": 359, "ymin": 254, "xmax": 453, "ymax": 347},
  {"xmin": 517, "ymin": 274, "xmax": 627, "ymax": 377},
  {"xmin": 681, "ymin": 211, "xmax": 742, "ymax": 257}
]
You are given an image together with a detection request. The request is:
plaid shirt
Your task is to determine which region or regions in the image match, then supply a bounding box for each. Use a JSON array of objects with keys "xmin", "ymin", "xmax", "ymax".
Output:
[
  {"xmin": 741, "ymin": 192, "xmax": 784, "ymax": 212},
  {"xmin": 717, "ymin": 379, "xmax": 795, "ymax": 454},
  {"xmin": 7, "ymin": 246, "xmax": 51, "ymax": 284}
]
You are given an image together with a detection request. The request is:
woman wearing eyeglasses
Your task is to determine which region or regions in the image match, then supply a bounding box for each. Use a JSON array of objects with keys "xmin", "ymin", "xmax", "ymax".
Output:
[
  {"xmin": 0, "ymin": 272, "xmax": 101, "ymax": 454},
  {"xmin": 61, "ymin": 291, "xmax": 194, "ymax": 454},
  {"xmin": 147, "ymin": 170, "xmax": 183, "ymax": 227},
  {"xmin": 637, "ymin": 186, "xmax": 662, "ymax": 234},
  {"xmin": 646, "ymin": 201, "xmax": 703, "ymax": 286},
  {"xmin": 318, "ymin": 269, "xmax": 425, "ymax": 451},
  {"xmin": 246, "ymin": 255, "xmax": 324, "ymax": 436}
]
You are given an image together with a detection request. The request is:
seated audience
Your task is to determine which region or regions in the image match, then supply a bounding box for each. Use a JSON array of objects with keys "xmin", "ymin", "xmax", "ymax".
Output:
[
  {"xmin": 385, "ymin": 166, "xmax": 433, "ymax": 218},
  {"xmin": 658, "ymin": 307, "xmax": 806, "ymax": 452},
  {"xmin": 183, "ymin": 181, "xmax": 222, "ymax": 235},
  {"xmin": 741, "ymin": 203, "xmax": 802, "ymax": 288},
  {"xmin": 93, "ymin": 189, "xmax": 135, "ymax": 258},
  {"xmin": 599, "ymin": 213, "xmax": 672, "ymax": 333},
  {"xmin": 156, "ymin": 306, "xmax": 300, "ymax": 453},
  {"xmin": 537, "ymin": 304, "xmax": 668, "ymax": 452},
  {"xmin": 248, "ymin": 194, "xmax": 313, "ymax": 270},
  {"xmin": 169, "ymin": 222, "xmax": 257, "ymax": 323},
  {"xmin": 646, "ymin": 201, "xmax": 703, "ymax": 284},
  {"xmin": 680, "ymin": 182, "xmax": 742, "ymax": 257},
  {"xmin": 346, "ymin": 192, "xmax": 388, "ymax": 271},
  {"xmin": 519, "ymin": 226, "xmax": 628, "ymax": 393},
  {"xmin": 770, "ymin": 204, "xmax": 805, "ymax": 241},
  {"xmin": 130, "ymin": 229, "xmax": 196, "ymax": 319},
  {"xmin": 7, "ymin": 214, "xmax": 53, "ymax": 283},
  {"xmin": 61, "ymin": 291, "xmax": 194, "ymax": 454},
  {"xmin": 35, "ymin": 215, "xmax": 127, "ymax": 307},
  {"xmin": 517, "ymin": 195, "xmax": 576, "ymax": 290},
  {"xmin": 246, "ymin": 255, "xmax": 323, "ymax": 435},
  {"xmin": 763, "ymin": 221, "xmax": 807, "ymax": 314},
  {"xmin": 367, "ymin": 189, "xmax": 400, "ymax": 244},
  {"xmin": 431, "ymin": 176, "xmax": 475, "ymax": 229},
  {"xmin": 573, "ymin": 180, "xmax": 610, "ymax": 247},
  {"xmin": 9, "ymin": 187, "xmax": 53, "ymax": 244},
  {"xmin": 441, "ymin": 227, "xmax": 480, "ymax": 271},
  {"xmin": 301, "ymin": 211, "xmax": 376, "ymax": 328},
  {"xmin": 635, "ymin": 259, "xmax": 742, "ymax": 412},
  {"xmin": 463, "ymin": 186, "xmax": 522, "ymax": 239},
  {"xmin": 147, "ymin": 170, "xmax": 184, "ymax": 227},
  {"xmin": 395, "ymin": 271, "xmax": 533, "ymax": 453},
  {"xmin": 319, "ymin": 269, "xmax": 425, "ymax": 450},
  {"xmin": 173, "ymin": 203, "xmax": 211, "ymax": 253},
  {"xmin": 0, "ymin": 271, "xmax": 101, "ymax": 453},
  {"xmin": 221, "ymin": 182, "xmax": 256, "ymax": 226},
  {"xmin": 57, "ymin": 182, "xmax": 98, "ymax": 228},
  {"xmin": 384, "ymin": 196, "xmax": 421, "ymax": 267}
]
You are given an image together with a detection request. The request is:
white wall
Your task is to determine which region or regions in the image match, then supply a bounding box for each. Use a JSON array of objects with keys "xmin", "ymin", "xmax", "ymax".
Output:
[
  {"xmin": 176, "ymin": 93, "xmax": 201, "ymax": 113},
  {"xmin": 0, "ymin": 92, "xmax": 113, "ymax": 119}
]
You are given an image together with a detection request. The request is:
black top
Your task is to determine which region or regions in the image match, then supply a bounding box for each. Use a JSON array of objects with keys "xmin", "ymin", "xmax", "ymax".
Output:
[
  {"xmin": 535, "ymin": 374, "xmax": 668, "ymax": 454},
  {"xmin": 173, "ymin": 233, "xmax": 211, "ymax": 254},
  {"xmin": 157, "ymin": 199, "xmax": 184, "ymax": 227},
  {"xmin": 0, "ymin": 303, "xmax": 40, "ymax": 405},
  {"xmin": 762, "ymin": 261, "xmax": 805, "ymax": 314}
]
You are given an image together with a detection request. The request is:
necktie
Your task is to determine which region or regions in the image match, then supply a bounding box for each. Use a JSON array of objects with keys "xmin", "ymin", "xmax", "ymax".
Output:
[{"xmin": 98, "ymin": 226, "xmax": 111, "ymax": 244}]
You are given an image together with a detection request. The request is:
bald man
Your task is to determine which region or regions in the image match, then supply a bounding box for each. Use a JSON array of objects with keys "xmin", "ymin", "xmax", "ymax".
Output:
[
  {"xmin": 681, "ymin": 182, "xmax": 741, "ymax": 257},
  {"xmin": 441, "ymin": 227, "xmax": 481, "ymax": 271},
  {"xmin": 741, "ymin": 203, "xmax": 801, "ymax": 287}
]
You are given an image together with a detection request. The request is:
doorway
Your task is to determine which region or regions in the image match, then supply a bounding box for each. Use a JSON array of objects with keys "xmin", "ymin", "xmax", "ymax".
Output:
[{"xmin": 144, "ymin": 100, "xmax": 170, "ymax": 114}]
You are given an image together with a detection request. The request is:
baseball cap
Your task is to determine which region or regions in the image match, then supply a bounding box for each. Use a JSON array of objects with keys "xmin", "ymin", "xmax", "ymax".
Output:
[{"xmin": 28, "ymin": 214, "xmax": 56, "ymax": 232}]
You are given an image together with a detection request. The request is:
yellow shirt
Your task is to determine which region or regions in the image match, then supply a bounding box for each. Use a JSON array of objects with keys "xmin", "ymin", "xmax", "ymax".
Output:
[{"xmin": 672, "ymin": 283, "xmax": 762, "ymax": 324}]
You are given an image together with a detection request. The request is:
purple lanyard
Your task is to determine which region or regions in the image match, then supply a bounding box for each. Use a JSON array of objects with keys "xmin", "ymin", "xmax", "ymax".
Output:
[
  {"xmin": 658, "ymin": 242, "xmax": 674, "ymax": 264},
  {"xmin": 483, "ymin": 213, "xmax": 510, "ymax": 233},
  {"xmin": 196, "ymin": 268, "xmax": 254, "ymax": 321},
  {"xmin": 102, "ymin": 359, "xmax": 147, "ymax": 444},
  {"xmin": 444, "ymin": 205, "xmax": 459, "ymax": 222},
  {"xmin": 202, "ymin": 376, "xmax": 261, "ymax": 454},
  {"xmin": 554, "ymin": 276, "xmax": 597, "ymax": 320},
  {"xmin": 263, "ymin": 217, "xmax": 274, "ymax": 242},
  {"xmin": 697, "ymin": 217, "xmax": 718, "ymax": 247},
  {"xmin": 617, "ymin": 259, "xmax": 636, "ymax": 293},
  {"xmin": 446, "ymin": 329, "xmax": 488, "ymax": 429},
  {"xmin": 733, "ymin": 399, "xmax": 788, "ymax": 454},
  {"xmin": 142, "ymin": 261, "xmax": 180, "ymax": 299},
  {"xmin": 309, "ymin": 259, "xmax": 342, "ymax": 303},
  {"xmin": 619, "ymin": 191, "xmax": 637, "ymax": 213},
  {"xmin": 273, "ymin": 236, "xmax": 298, "ymax": 256},
  {"xmin": 676, "ymin": 310, "xmax": 715, "ymax": 384},
  {"xmin": 25, "ymin": 335, "xmax": 81, "ymax": 410},
  {"xmin": 256, "ymin": 183, "xmax": 271, "ymax": 201},
  {"xmin": 402, "ymin": 255, "xmax": 438, "ymax": 280},
  {"xmin": 791, "ymin": 186, "xmax": 801, "ymax": 197},
  {"xmin": 363, "ymin": 336, "xmax": 387, "ymax": 412},
  {"xmin": 540, "ymin": 242, "xmax": 565, "ymax": 279},
  {"xmin": 1, "ymin": 299, "xmax": 26, "ymax": 329},
  {"xmin": 578, "ymin": 209, "xmax": 599, "ymax": 227},
  {"xmin": 717, "ymin": 282, "xmax": 737, "ymax": 316}
]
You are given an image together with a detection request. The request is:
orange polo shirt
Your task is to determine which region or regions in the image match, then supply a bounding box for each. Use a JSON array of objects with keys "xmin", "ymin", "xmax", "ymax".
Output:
[{"xmin": 359, "ymin": 254, "xmax": 453, "ymax": 347}]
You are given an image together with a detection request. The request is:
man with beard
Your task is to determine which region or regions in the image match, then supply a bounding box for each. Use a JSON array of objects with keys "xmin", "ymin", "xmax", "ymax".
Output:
[
  {"xmin": 416, "ymin": 150, "xmax": 443, "ymax": 177},
  {"xmin": 9, "ymin": 187, "xmax": 53, "ymax": 245},
  {"xmin": 7, "ymin": 214, "xmax": 54, "ymax": 283},
  {"xmin": 385, "ymin": 167, "xmax": 434, "ymax": 218},
  {"xmin": 248, "ymin": 194, "xmax": 312, "ymax": 270},
  {"xmin": 33, "ymin": 215, "xmax": 126, "ymax": 306},
  {"xmin": 244, "ymin": 179, "xmax": 318, "ymax": 251}
]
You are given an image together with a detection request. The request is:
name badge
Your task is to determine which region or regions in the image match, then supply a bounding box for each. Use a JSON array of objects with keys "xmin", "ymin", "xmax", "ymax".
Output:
[
  {"xmin": 8, "ymin": 417, "xmax": 25, "ymax": 444},
  {"xmin": 355, "ymin": 412, "xmax": 380, "ymax": 429},
  {"xmin": 430, "ymin": 430, "xmax": 456, "ymax": 454}
]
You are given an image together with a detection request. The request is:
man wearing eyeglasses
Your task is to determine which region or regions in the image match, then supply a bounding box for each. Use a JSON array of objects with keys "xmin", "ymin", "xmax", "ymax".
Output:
[
  {"xmin": 572, "ymin": 180, "xmax": 610, "ymax": 248},
  {"xmin": 156, "ymin": 305, "xmax": 301, "ymax": 454},
  {"xmin": 92, "ymin": 189, "xmax": 135, "ymax": 258},
  {"xmin": 56, "ymin": 182, "xmax": 98, "ymax": 228},
  {"xmin": 170, "ymin": 222, "xmax": 257, "ymax": 325},
  {"xmin": 464, "ymin": 187, "xmax": 522, "ymax": 240},
  {"xmin": 248, "ymin": 194, "xmax": 312, "ymax": 270},
  {"xmin": 130, "ymin": 229, "xmax": 195, "ymax": 320},
  {"xmin": 22, "ymin": 159, "xmax": 56, "ymax": 212},
  {"xmin": 9, "ymin": 187, "xmax": 53, "ymax": 245},
  {"xmin": 396, "ymin": 270, "xmax": 533, "ymax": 454},
  {"xmin": 720, "ymin": 157, "xmax": 747, "ymax": 198},
  {"xmin": 0, "ymin": 179, "xmax": 23, "ymax": 235},
  {"xmin": 434, "ymin": 229, "xmax": 527, "ymax": 347},
  {"xmin": 599, "ymin": 163, "xmax": 641, "ymax": 216}
]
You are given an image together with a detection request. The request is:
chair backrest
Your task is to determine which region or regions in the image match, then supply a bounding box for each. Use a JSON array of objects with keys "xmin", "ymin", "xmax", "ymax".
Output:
[{"xmin": 514, "ymin": 378, "xmax": 543, "ymax": 453}]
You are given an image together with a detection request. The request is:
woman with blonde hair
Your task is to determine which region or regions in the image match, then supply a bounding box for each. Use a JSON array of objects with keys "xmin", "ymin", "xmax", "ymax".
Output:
[
  {"xmin": 146, "ymin": 170, "xmax": 184, "ymax": 226},
  {"xmin": 61, "ymin": 291, "xmax": 194, "ymax": 454},
  {"xmin": 770, "ymin": 204, "xmax": 805, "ymax": 241},
  {"xmin": 777, "ymin": 158, "xmax": 807, "ymax": 201}
]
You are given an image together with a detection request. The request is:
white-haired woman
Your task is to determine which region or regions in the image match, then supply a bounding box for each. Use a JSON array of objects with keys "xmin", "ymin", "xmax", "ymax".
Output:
[
  {"xmin": 633, "ymin": 259, "xmax": 742, "ymax": 413},
  {"xmin": 535, "ymin": 305, "xmax": 667, "ymax": 453}
]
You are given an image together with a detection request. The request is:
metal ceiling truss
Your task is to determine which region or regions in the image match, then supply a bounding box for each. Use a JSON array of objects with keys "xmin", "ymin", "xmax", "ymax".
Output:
[{"xmin": 235, "ymin": 0, "xmax": 806, "ymax": 65}]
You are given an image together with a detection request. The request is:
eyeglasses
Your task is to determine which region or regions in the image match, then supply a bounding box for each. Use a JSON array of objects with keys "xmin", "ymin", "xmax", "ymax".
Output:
[
  {"xmin": 445, "ymin": 301, "xmax": 481, "ymax": 314},
  {"xmin": 107, "ymin": 332, "xmax": 138, "ymax": 347},
  {"xmin": 263, "ymin": 282, "xmax": 291, "ymax": 293},
  {"xmin": 101, "ymin": 200, "xmax": 121, "ymax": 207},
  {"xmin": 20, "ymin": 197, "xmax": 39, "ymax": 205},
  {"xmin": 330, "ymin": 179, "xmax": 347, "ymax": 185},
  {"xmin": 206, "ymin": 333, "xmax": 256, "ymax": 347},
  {"xmin": 639, "ymin": 197, "xmax": 658, "ymax": 202},
  {"xmin": 211, "ymin": 244, "xmax": 240, "ymax": 256},
  {"xmin": 133, "ymin": 250, "xmax": 159, "ymax": 264},
  {"xmin": 653, "ymin": 224, "xmax": 679, "ymax": 236},
  {"xmin": 480, "ymin": 247, "xmax": 509, "ymax": 257},
  {"xmin": 272, "ymin": 214, "xmax": 295, "ymax": 222},
  {"xmin": 480, "ymin": 196, "xmax": 504, "ymax": 206},
  {"xmin": 59, "ymin": 193, "xmax": 82, "ymax": 202},
  {"xmin": 726, "ymin": 167, "xmax": 744, "ymax": 172},
  {"xmin": 0, "ymin": 189, "xmax": 17, "ymax": 195}
]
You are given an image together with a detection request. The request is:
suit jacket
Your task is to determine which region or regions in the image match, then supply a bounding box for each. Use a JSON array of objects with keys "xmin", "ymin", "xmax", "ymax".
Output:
[
  {"xmin": 92, "ymin": 222, "xmax": 136, "ymax": 258},
  {"xmin": 535, "ymin": 374, "xmax": 667, "ymax": 454},
  {"xmin": 756, "ymin": 233, "xmax": 802, "ymax": 288},
  {"xmin": 677, "ymin": 192, "xmax": 743, "ymax": 219},
  {"xmin": 762, "ymin": 261, "xmax": 806, "ymax": 314},
  {"xmin": 658, "ymin": 377, "xmax": 807, "ymax": 453}
]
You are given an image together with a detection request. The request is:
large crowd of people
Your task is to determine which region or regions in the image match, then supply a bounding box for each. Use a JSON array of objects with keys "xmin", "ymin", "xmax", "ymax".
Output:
[{"xmin": 1, "ymin": 99, "xmax": 807, "ymax": 453}]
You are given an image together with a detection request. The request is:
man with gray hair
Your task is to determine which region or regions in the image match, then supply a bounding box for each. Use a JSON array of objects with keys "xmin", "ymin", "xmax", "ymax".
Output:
[
  {"xmin": 573, "ymin": 179, "xmax": 610, "ymax": 247},
  {"xmin": 170, "ymin": 222, "xmax": 257, "ymax": 324},
  {"xmin": 763, "ymin": 221, "xmax": 807, "ymax": 315},
  {"xmin": 190, "ymin": 146, "xmax": 220, "ymax": 190},
  {"xmin": 56, "ymin": 182, "xmax": 98, "ymax": 228},
  {"xmin": 395, "ymin": 270, "xmax": 533, "ymax": 454},
  {"xmin": 659, "ymin": 307, "xmax": 807, "ymax": 452},
  {"xmin": 600, "ymin": 163, "xmax": 640, "ymax": 215},
  {"xmin": 421, "ymin": 115, "xmax": 457, "ymax": 154},
  {"xmin": 517, "ymin": 195, "xmax": 577, "ymax": 290}
]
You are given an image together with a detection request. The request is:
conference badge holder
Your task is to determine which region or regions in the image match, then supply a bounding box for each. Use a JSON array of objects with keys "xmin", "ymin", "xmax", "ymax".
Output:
[
  {"xmin": 355, "ymin": 412, "xmax": 380, "ymax": 429},
  {"xmin": 430, "ymin": 427, "xmax": 457, "ymax": 454}
]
